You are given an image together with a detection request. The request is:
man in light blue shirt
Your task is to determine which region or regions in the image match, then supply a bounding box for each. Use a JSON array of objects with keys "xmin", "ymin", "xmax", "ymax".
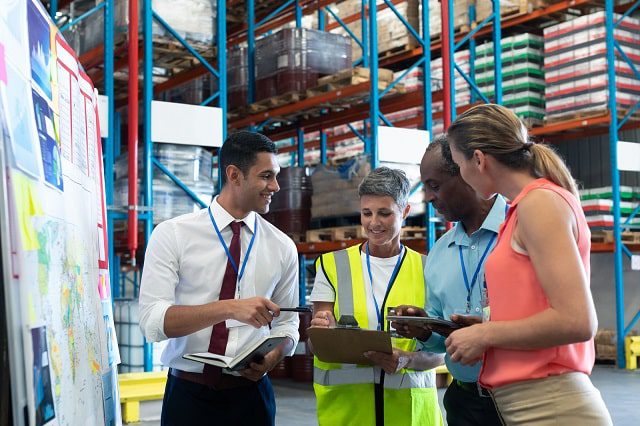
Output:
[{"xmin": 395, "ymin": 135, "xmax": 507, "ymax": 426}]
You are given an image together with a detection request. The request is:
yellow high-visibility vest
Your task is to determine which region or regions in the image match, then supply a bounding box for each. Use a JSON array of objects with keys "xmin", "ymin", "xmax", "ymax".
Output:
[{"xmin": 313, "ymin": 244, "xmax": 443, "ymax": 426}]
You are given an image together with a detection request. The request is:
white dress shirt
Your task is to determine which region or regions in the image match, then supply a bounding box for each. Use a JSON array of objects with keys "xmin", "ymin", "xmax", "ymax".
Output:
[{"xmin": 139, "ymin": 197, "xmax": 300, "ymax": 372}]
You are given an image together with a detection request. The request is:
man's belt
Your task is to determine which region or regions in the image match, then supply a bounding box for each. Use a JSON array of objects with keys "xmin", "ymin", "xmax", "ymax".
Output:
[{"xmin": 170, "ymin": 368, "xmax": 256, "ymax": 390}]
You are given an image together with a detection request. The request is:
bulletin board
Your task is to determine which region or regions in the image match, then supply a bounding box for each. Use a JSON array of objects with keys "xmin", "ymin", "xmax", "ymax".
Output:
[{"xmin": 0, "ymin": 1, "xmax": 120, "ymax": 425}]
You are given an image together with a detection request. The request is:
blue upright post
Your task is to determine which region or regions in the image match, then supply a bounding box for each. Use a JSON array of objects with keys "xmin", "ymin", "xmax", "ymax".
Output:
[
  {"xmin": 297, "ymin": 128, "xmax": 305, "ymax": 167},
  {"xmin": 368, "ymin": 0, "xmax": 379, "ymax": 169},
  {"xmin": 605, "ymin": 0, "xmax": 626, "ymax": 369},
  {"xmin": 491, "ymin": 0, "xmax": 502, "ymax": 104},
  {"xmin": 295, "ymin": 0, "xmax": 302, "ymax": 27},
  {"xmin": 143, "ymin": 0, "xmax": 154, "ymax": 372},
  {"xmin": 442, "ymin": 0, "xmax": 456, "ymax": 125},
  {"xmin": 50, "ymin": 0, "xmax": 58, "ymax": 19},
  {"xmin": 320, "ymin": 130, "xmax": 328, "ymax": 165},
  {"xmin": 421, "ymin": 0, "xmax": 435, "ymax": 251},
  {"xmin": 361, "ymin": 0, "xmax": 368, "ymax": 68},
  {"xmin": 104, "ymin": 0, "xmax": 117, "ymax": 297},
  {"xmin": 248, "ymin": 0, "xmax": 256, "ymax": 104},
  {"xmin": 217, "ymin": 0, "xmax": 227, "ymax": 193},
  {"xmin": 361, "ymin": 0, "xmax": 369, "ymax": 146},
  {"xmin": 298, "ymin": 254, "xmax": 307, "ymax": 306},
  {"xmin": 468, "ymin": 2, "xmax": 477, "ymax": 103},
  {"xmin": 318, "ymin": 5, "xmax": 325, "ymax": 30}
]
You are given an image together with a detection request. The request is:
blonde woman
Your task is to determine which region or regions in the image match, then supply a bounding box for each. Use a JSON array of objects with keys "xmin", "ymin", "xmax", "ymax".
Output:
[{"xmin": 444, "ymin": 104, "xmax": 612, "ymax": 425}]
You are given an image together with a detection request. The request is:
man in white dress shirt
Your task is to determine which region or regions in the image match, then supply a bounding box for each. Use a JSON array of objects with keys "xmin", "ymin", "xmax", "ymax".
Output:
[{"xmin": 139, "ymin": 131, "xmax": 300, "ymax": 426}]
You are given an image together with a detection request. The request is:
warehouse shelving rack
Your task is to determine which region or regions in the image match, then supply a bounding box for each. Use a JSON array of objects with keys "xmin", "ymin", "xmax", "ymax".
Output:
[
  {"xmin": 54, "ymin": 0, "xmax": 640, "ymax": 369},
  {"xmin": 224, "ymin": 0, "xmax": 640, "ymax": 367}
]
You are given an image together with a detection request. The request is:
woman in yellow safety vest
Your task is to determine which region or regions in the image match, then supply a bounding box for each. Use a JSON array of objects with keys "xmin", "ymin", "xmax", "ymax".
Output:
[{"xmin": 309, "ymin": 166, "xmax": 444, "ymax": 426}]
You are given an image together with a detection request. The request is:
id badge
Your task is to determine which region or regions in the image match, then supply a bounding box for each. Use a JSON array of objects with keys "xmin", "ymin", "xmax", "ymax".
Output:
[{"xmin": 482, "ymin": 306, "xmax": 491, "ymax": 323}]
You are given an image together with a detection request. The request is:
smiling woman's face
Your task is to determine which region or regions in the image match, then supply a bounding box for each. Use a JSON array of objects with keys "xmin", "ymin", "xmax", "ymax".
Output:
[{"xmin": 360, "ymin": 195, "xmax": 407, "ymax": 248}]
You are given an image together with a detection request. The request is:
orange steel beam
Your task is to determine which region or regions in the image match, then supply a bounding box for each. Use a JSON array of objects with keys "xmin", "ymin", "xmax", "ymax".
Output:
[
  {"xmin": 261, "ymin": 94, "xmax": 479, "ymax": 143},
  {"xmin": 257, "ymin": 89, "xmax": 429, "ymax": 140},
  {"xmin": 529, "ymin": 114, "xmax": 610, "ymax": 137},
  {"xmin": 276, "ymin": 114, "xmax": 425, "ymax": 154},
  {"xmin": 230, "ymin": 81, "xmax": 377, "ymax": 128}
]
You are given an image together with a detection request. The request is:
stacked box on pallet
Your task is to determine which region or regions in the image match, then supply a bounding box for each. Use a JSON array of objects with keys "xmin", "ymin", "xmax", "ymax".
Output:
[
  {"xmin": 255, "ymin": 28, "xmax": 351, "ymax": 101},
  {"xmin": 152, "ymin": 0, "xmax": 217, "ymax": 44},
  {"xmin": 432, "ymin": 50, "xmax": 471, "ymax": 113},
  {"xmin": 311, "ymin": 156, "xmax": 370, "ymax": 219},
  {"xmin": 331, "ymin": 0, "xmax": 420, "ymax": 62},
  {"xmin": 475, "ymin": 0, "xmax": 547, "ymax": 22},
  {"xmin": 228, "ymin": 47, "xmax": 249, "ymax": 110},
  {"xmin": 579, "ymin": 186, "xmax": 640, "ymax": 229},
  {"xmin": 114, "ymin": 144, "xmax": 215, "ymax": 224},
  {"xmin": 62, "ymin": 0, "xmax": 216, "ymax": 58},
  {"xmin": 61, "ymin": 0, "xmax": 129, "ymax": 57},
  {"xmin": 476, "ymin": 34, "xmax": 545, "ymax": 126},
  {"xmin": 544, "ymin": 11, "xmax": 640, "ymax": 122}
]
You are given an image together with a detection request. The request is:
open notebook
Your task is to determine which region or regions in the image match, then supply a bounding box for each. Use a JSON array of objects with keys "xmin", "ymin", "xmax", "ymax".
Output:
[{"xmin": 183, "ymin": 335, "xmax": 288, "ymax": 371}]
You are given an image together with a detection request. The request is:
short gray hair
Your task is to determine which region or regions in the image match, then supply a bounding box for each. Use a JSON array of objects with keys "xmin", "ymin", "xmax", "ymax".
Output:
[{"xmin": 358, "ymin": 167, "xmax": 411, "ymax": 209}]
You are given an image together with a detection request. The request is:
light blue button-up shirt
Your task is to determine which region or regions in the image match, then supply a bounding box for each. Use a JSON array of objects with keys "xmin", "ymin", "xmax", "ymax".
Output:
[{"xmin": 420, "ymin": 195, "xmax": 508, "ymax": 382}]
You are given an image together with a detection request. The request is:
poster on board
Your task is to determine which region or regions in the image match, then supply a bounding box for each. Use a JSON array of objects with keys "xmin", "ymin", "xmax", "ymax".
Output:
[
  {"xmin": 32, "ymin": 87, "xmax": 63, "ymax": 190},
  {"xmin": 27, "ymin": 0, "xmax": 52, "ymax": 99},
  {"xmin": 0, "ymin": 1, "xmax": 121, "ymax": 424}
]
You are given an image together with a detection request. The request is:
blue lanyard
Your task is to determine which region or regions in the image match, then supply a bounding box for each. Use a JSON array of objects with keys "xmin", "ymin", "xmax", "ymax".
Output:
[
  {"xmin": 365, "ymin": 243, "xmax": 405, "ymax": 330},
  {"xmin": 458, "ymin": 233, "xmax": 496, "ymax": 313},
  {"xmin": 207, "ymin": 207, "xmax": 257, "ymax": 283}
]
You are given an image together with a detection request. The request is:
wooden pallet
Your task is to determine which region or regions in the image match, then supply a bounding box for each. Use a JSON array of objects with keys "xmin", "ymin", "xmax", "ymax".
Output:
[
  {"xmin": 400, "ymin": 226, "xmax": 426, "ymax": 239},
  {"xmin": 152, "ymin": 34, "xmax": 215, "ymax": 71},
  {"xmin": 248, "ymin": 91, "xmax": 306, "ymax": 113},
  {"xmin": 591, "ymin": 230, "xmax": 640, "ymax": 244},
  {"xmin": 545, "ymin": 109, "xmax": 611, "ymax": 124},
  {"xmin": 546, "ymin": 107, "xmax": 640, "ymax": 124},
  {"xmin": 317, "ymin": 67, "xmax": 395, "ymax": 86},
  {"xmin": 306, "ymin": 225, "xmax": 366, "ymax": 242}
]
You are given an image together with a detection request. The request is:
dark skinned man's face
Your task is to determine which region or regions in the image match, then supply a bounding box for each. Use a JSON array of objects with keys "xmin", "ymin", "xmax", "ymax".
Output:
[{"xmin": 420, "ymin": 146, "xmax": 478, "ymax": 223}]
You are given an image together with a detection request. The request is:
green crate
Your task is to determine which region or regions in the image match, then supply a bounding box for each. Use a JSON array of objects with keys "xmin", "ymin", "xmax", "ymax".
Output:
[{"xmin": 477, "ymin": 67, "xmax": 544, "ymax": 86}]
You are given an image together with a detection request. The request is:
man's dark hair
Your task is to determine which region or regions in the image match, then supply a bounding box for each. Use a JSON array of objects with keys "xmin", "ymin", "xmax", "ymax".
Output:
[
  {"xmin": 425, "ymin": 133, "xmax": 460, "ymax": 176},
  {"xmin": 219, "ymin": 131, "xmax": 277, "ymax": 184}
]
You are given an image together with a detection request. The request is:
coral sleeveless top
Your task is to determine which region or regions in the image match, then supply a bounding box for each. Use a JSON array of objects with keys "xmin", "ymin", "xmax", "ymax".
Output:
[{"xmin": 479, "ymin": 178, "xmax": 595, "ymax": 389}]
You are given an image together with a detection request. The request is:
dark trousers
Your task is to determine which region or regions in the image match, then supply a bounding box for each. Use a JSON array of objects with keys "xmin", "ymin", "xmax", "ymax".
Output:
[
  {"xmin": 443, "ymin": 380, "xmax": 504, "ymax": 426},
  {"xmin": 160, "ymin": 373, "xmax": 276, "ymax": 426}
]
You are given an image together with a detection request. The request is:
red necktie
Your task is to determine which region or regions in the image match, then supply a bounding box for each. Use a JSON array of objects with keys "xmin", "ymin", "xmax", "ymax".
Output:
[{"xmin": 203, "ymin": 221, "xmax": 243, "ymax": 387}]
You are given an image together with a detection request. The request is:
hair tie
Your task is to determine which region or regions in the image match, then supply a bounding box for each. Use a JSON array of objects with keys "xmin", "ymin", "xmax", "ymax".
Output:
[{"xmin": 522, "ymin": 141, "xmax": 534, "ymax": 151}]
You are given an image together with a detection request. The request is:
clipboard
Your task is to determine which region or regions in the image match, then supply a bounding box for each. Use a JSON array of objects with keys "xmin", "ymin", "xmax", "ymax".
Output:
[
  {"xmin": 386, "ymin": 315, "xmax": 463, "ymax": 335},
  {"xmin": 307, "ymin": 327, "xmax": 392, "ymax": 365}
]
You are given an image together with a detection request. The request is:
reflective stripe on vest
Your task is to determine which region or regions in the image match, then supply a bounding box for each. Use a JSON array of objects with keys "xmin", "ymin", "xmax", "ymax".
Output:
[
  {"xmin": 314, "ymin": 366, "xmax": 436, "ymax": 389},
  {"xmin": 334, "ymin": 249, "xmax": 355, "ymax": 319}
]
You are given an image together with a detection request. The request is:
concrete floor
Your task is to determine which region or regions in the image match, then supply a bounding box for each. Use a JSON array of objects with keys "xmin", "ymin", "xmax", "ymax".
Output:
[{"xmin": 137, "ymin": 365, "xmax": 640, "ymax": 425}]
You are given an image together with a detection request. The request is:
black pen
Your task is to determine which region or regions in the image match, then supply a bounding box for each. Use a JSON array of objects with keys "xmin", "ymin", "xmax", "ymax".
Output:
[{"xmin": 279, "ymin": 307, "xmax": 312, "ymax": 313}]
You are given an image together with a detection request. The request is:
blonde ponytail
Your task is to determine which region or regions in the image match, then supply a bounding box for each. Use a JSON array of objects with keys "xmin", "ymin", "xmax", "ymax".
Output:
[
  {"xmin": 447, "ymin": 104, "xmax": 579, "ymax": 199},
  {"xmin": 529, "ymin": 144, "xmax": 579, "ymax": 199}
]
